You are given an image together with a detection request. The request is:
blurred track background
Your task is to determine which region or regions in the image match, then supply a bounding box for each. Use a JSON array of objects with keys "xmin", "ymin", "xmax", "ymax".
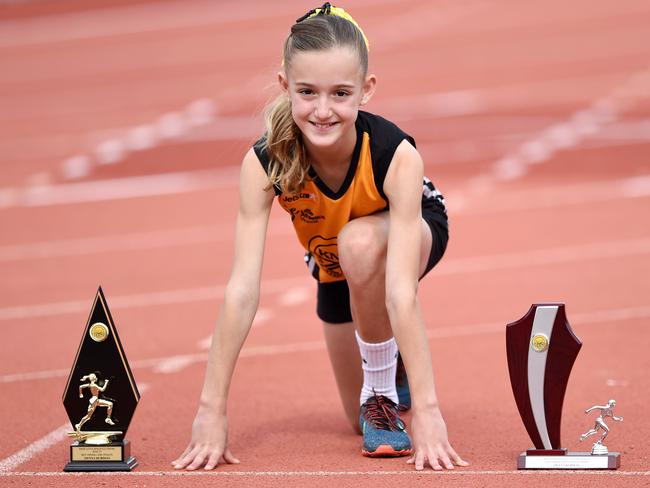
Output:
[{"xmin": 1, "ymin": 0, "xmax": 649, "ymax": 486}]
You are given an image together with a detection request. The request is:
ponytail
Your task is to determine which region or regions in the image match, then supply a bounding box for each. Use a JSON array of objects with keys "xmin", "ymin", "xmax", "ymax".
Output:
[{"xmin": 263, "ymin": 95, "xmax": 310, "ymax": 195}]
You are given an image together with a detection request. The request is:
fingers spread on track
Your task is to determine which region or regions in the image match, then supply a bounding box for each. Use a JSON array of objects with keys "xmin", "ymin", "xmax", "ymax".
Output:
[
  {"xmin": 203, "ymin": 452, "xmax": 222, "ymax": 470},
  {"xmin": 447, "ymin": 443, "xmax": 469, "ymax": 466},
  {"xmin": 186, "ymin": 449, "xmax": 209, "ymax": 470},
  {"xmin": 223, "ymin": 447, "xmax": 241, "ymax": 464},
  {"xmin": 172, "ymin": 444, "xmax": 194, "ymax": 469}
]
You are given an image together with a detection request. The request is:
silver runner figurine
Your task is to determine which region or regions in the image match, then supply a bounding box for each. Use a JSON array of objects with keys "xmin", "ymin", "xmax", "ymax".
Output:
[{"xmin": 580, "ymin": 399, "xmax": 623, "ymax": 455}]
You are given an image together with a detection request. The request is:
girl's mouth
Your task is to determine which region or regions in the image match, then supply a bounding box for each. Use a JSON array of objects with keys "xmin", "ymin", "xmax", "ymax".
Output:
[{"xmin": 310, "ymin": 121, "xmax": 338, "ymax": 130}]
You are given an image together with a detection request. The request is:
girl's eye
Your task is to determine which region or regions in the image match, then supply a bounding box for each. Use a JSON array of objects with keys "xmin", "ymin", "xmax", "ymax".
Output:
[
  {"xmin": 335, "ymin": 91, "xmax": 349, "ymax": 97},
  {"xmin": 298, "ymin": 89, "xmax": 313, "ymax": 95}
]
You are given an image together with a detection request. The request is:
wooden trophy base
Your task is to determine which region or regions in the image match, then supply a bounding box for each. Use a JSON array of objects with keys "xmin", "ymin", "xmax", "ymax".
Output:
[
  {"xmin": 64, "ymin": 439, "xmax": 138, "ymax": 472},
  {"xmin": 518, "ymin": 449, "xmax": 620, "ymax": 469}
]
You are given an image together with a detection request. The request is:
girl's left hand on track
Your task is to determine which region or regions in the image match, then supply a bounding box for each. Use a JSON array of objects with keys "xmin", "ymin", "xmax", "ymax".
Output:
[
  {"xmin": 171, "ymin": 405, "xmax": 240, "ymax": 470},
  {"xmin": 406, "ymin": 405, "xmax": 469, "ymax": 471}
]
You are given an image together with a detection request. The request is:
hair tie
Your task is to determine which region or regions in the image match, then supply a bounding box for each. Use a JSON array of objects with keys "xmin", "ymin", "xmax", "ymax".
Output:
[
  {"xmin": 294, "ymin": 3, "xmax": 369, "ymax": 51},
  {"xmin": 295, "ymin": 7, "xmax": 318, "ymax": 23}
]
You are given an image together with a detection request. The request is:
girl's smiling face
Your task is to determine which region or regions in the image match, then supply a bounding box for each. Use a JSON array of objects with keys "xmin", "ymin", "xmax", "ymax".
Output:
[{"xmin": 280, "ymin": 46, "xmax": 375, "ymax": 153}]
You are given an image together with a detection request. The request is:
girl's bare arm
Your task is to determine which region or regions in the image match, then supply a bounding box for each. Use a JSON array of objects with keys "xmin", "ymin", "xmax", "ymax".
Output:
[
  {"xmin": 383, "ymin": 141, "xmax": 467, "ymax": 471},
  {"xmin": 173, "ymin": 148, "xmax": 275, "ymax": 470}
]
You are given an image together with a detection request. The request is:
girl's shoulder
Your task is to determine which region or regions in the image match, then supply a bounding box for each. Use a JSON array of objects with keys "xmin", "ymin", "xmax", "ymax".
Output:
[
  {"xmin": 357, "ymin": 110, "xmax": 416, "ymax": 168},
  {"xmin": 357, "ymin": 110, "xmax": 403, "ymax": 131},
  {"xmin": 252, "ymin": 134, "xmax": 269, "ymax": 167},
  {"xmin": 251, "ymin": 135, "xmax": 282, "ymax": 196}
]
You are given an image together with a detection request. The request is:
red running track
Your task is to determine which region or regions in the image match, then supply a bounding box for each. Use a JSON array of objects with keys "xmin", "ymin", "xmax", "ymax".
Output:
[{"xmin": 1, "ymin": 0, "xmax": 649, "ymax": 486}]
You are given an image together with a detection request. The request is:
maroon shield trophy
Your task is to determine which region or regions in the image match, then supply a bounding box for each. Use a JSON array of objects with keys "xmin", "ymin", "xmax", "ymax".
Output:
[{"xmin": 506, "ymin": 304, "xmax": 621, "ymax": 469}]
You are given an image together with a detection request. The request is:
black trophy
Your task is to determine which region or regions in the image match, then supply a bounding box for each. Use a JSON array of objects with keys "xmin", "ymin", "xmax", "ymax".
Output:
[{"xmin": 62, "ymin": 287, "xmax": 140, "ymax": 471}]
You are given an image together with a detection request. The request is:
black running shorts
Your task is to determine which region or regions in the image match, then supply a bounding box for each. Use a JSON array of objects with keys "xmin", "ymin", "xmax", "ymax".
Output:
[{"xmin": 313, "ymin": 207, "xmax": 448, "ymax": 324}]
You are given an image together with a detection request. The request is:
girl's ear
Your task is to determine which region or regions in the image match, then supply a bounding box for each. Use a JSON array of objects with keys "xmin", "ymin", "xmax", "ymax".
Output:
[
  {"xmin": 360, "ymin": 74, "xmax": 377, "ymax": 105},
  {"xmin": 278, "ymin": 71, "xmax": 289, "ymax": 94}
]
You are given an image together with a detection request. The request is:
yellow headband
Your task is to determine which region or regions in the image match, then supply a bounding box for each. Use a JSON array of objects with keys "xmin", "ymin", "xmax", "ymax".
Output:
[{"xmin": 296, "ymin": 2, "xmax": 370, "ymax": 52}]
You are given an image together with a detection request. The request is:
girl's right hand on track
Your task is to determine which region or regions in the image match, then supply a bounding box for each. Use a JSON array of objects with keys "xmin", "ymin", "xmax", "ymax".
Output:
[{"xmin": 172, "ymin": 405, "xmax": 240, "ymax": 470}]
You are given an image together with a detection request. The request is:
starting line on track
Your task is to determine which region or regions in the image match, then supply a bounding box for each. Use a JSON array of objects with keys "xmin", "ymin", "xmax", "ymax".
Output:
[{"xmin": 1, "ymin": 469, "xmax": 650, "ymax": 477}]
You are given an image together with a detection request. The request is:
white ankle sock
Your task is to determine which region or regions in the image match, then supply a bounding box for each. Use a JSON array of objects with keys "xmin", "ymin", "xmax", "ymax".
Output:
[{"xmin": 355, "ymin": 331, "xmax": 399, "ymax": 405}]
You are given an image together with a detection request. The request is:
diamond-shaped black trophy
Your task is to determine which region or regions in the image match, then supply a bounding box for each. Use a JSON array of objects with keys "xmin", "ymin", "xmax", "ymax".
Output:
[{"xmin": 62, "ymin": 287, "xmax": 140, "ymax": 471}]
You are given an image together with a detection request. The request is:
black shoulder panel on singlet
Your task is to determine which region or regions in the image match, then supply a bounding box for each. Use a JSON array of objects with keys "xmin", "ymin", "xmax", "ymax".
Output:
[
  {"xmin": 254, "ymin": 113, "xmax": 415, "ymax": 198},
  {"xmin": 356, "ymin": 111, "xmax": 416, "ymax": 203},
  {"xmin": 253, "ymin": 135, "xmax": 282, "ymax": 196}
]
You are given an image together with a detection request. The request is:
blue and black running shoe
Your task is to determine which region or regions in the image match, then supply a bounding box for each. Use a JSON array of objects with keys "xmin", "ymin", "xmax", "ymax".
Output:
[{"xmin": 359, "ymin": 393, "xmax": 412, "ymax": 457}]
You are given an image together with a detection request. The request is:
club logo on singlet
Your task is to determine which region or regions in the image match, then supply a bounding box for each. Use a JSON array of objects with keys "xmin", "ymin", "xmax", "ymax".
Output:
[
  {"xmin": 281, "ymin": 192, "xmax": 317, "ymax": 203},
  {"xmin": 308, "ymin": 235, "xmax": 342, "ymax": 279},
  {"xmin": 288, "ymin": 208, "xmax": 325, "ymax": 224}
]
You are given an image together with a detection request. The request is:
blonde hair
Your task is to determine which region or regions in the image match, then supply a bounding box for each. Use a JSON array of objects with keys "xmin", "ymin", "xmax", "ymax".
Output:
[{"xmin": 264, "ymin": 5, "xmax": 369, "ymax": 194}]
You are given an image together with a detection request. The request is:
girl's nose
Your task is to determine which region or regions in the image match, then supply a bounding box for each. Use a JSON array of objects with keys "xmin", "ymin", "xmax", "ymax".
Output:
[{"xmin": 314, "ymin": 95, "xmax": 332, "ymax": 119}]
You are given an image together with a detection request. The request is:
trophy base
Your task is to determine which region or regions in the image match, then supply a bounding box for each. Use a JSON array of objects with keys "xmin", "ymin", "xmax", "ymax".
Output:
[
  {"xmin": 64, "ymin": 439, "xmax": 138, "ymax": 472},
  {"xmin": 518, "ymin": 450, "xmax": 620, "ymax": 470},
  {"xmin": 64, "ymin": 456, "xmax": 138, "ymax": 472}
]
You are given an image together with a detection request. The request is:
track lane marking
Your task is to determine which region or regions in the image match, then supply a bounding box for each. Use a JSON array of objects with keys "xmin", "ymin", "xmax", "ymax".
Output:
[
  {"xmin": 0, "ymin": 384, "xmax": 150, "ymax": 473},
  {"xmin": 435, "ymin": 237, "xmax": 650, "ymax": 275},
  {"xmin": 1, "ymin": 236, "xmax": 649, "ymax": 322},
  {"xmin": 1, "ymin": 469, "xmax": 649, "ymax": 477},
  {"xmin": 488, "ymin": 67, "xmax": 650, "ymax": 182},
  {"xmin": 0, "ymin": 0, "xmax": 406, "ymax": 48},
  {"xmin": 1, "ymin": 174, "xmax": 649, "ymax": 260},
  {"xmin": 0, "ymin": 276, "xmax": 306, "ymax": 321},
  {"xmin": 2, "ymin": 305, "xmax": 648, "ymax": 384},
  {"xmin": 0, "ymin": 424, "xmax": 69, "ymax": 473},
  {"xmin": 0, "ymin": 219, "xmax": 292, "ymax": 262}
]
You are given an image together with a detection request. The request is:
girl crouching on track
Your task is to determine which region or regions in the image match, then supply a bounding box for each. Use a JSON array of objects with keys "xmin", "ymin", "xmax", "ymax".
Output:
[{"xmin": 173, "ymin": 3, "xmax": 468, "ymax": 472}]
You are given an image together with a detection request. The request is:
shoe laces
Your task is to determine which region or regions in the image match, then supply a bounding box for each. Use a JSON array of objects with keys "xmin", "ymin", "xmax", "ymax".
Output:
[{"xmin": 362, "ymin": 393, "xmax": 404, "ymax": 432}]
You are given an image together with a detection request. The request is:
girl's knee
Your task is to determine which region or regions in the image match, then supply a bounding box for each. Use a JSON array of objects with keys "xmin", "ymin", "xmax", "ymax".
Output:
[
  {"xmin": 338, "ymin": 219, "xmax": 386, "ymax": 283},
  {"xmin": 337, "ymin": 216, "xmax": 388, "ymax": 271}
]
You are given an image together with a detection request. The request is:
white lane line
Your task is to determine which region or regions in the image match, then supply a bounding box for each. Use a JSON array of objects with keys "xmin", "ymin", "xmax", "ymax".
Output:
[
  {"xmin": 95, "ymin": 139, "xmax": 126, "ymax": 165},
  {"xmin": 0, "ymin": 423, "xmax": 69, "ymax": 473},
  {"xmin": 279, "ymin": 286, "xmax": 311, "ymax": 307},
  {"xmin": 489, "ymin": 67, "xmax": 650, "ymax": 182},
  {"xmin": 61, "ymin": 155, "xmax": 91, "ymax": 180},
  {"xmin": 0, "ymin": 369, "xmax": 71, "ymax": 383},
  {"xmin": 1, "ymin": 174, "xmax": 648, "ymax": 260},
  {"xmin": 0, "ymin": 387, "xmax": 150, "ymax": 473},
  {"xmin": 185, "ymin": 99, "xmax": 218, "ymax": 127},
  {"xmin": 623, "ymin": 175, "xmax": 650, "ymax": 197},
  {"xmin": 426, "ymin": 305, "xmax": 650, "ymax": 340},
  {"xmin": 0, "ymin": 276, "xmax": 305, "ymax": 321},
  {"xmin": 2, "ymin": 305, "xmax": 649, "ymax": 385},
  {"xmin": 454, "ymin": 174, "xmax": 650, "ymax": 214},
  {"xmin": 1, "ymin": 236, "xmax": 649, "ymax": 322},
  {"xmin": 152, "ymin": 356, "xmax": 197, "ymax": 374},
  {"xmin": 381, "ymin": 72, "xmax": 645, "ymax": 123},
  {"xmin": 60, "ymin": 98, "xmax": 217, "ymax": 181},
  {"xmin": 22, "ymin": 169, "xmax": 227, "ymax": 207},
  {"xmin": 156, "ymin": 112, "xmax": 187, "ymax": 140},
  {"xmin": 0, "ymin": 218, "xmax": 292, "ymax": 263},
  {"xmin": 1, "ymin": 469, "xmax": 649, "ymax": 477},
  {"xmin": 0, "ymin": 226, "xmax": 221, "ymax": 262},
  {"xmin": 2, "ymin": 166, "xmax": 647, "ymax": 211},
  {"xmin": 2, "ymin": 110, "xmax": 648, "ymax": 211},
  {"xmin": 435, "ymin": 237, "xmax": 650, "ymax": 275},
  {"xmin": 252, "ymin": 307, "xmax": 273, "ymax": 328},
  {"xmin": 125, "ymin": 125, "xmax": 158, "ymax": 152},
  {"xmin": 0, "ymin": 0, "xmax": 398, "ymax": 48},
  {"xmin": 196, "ymin": 308, "xmax": 274, "ymax": 350}
]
